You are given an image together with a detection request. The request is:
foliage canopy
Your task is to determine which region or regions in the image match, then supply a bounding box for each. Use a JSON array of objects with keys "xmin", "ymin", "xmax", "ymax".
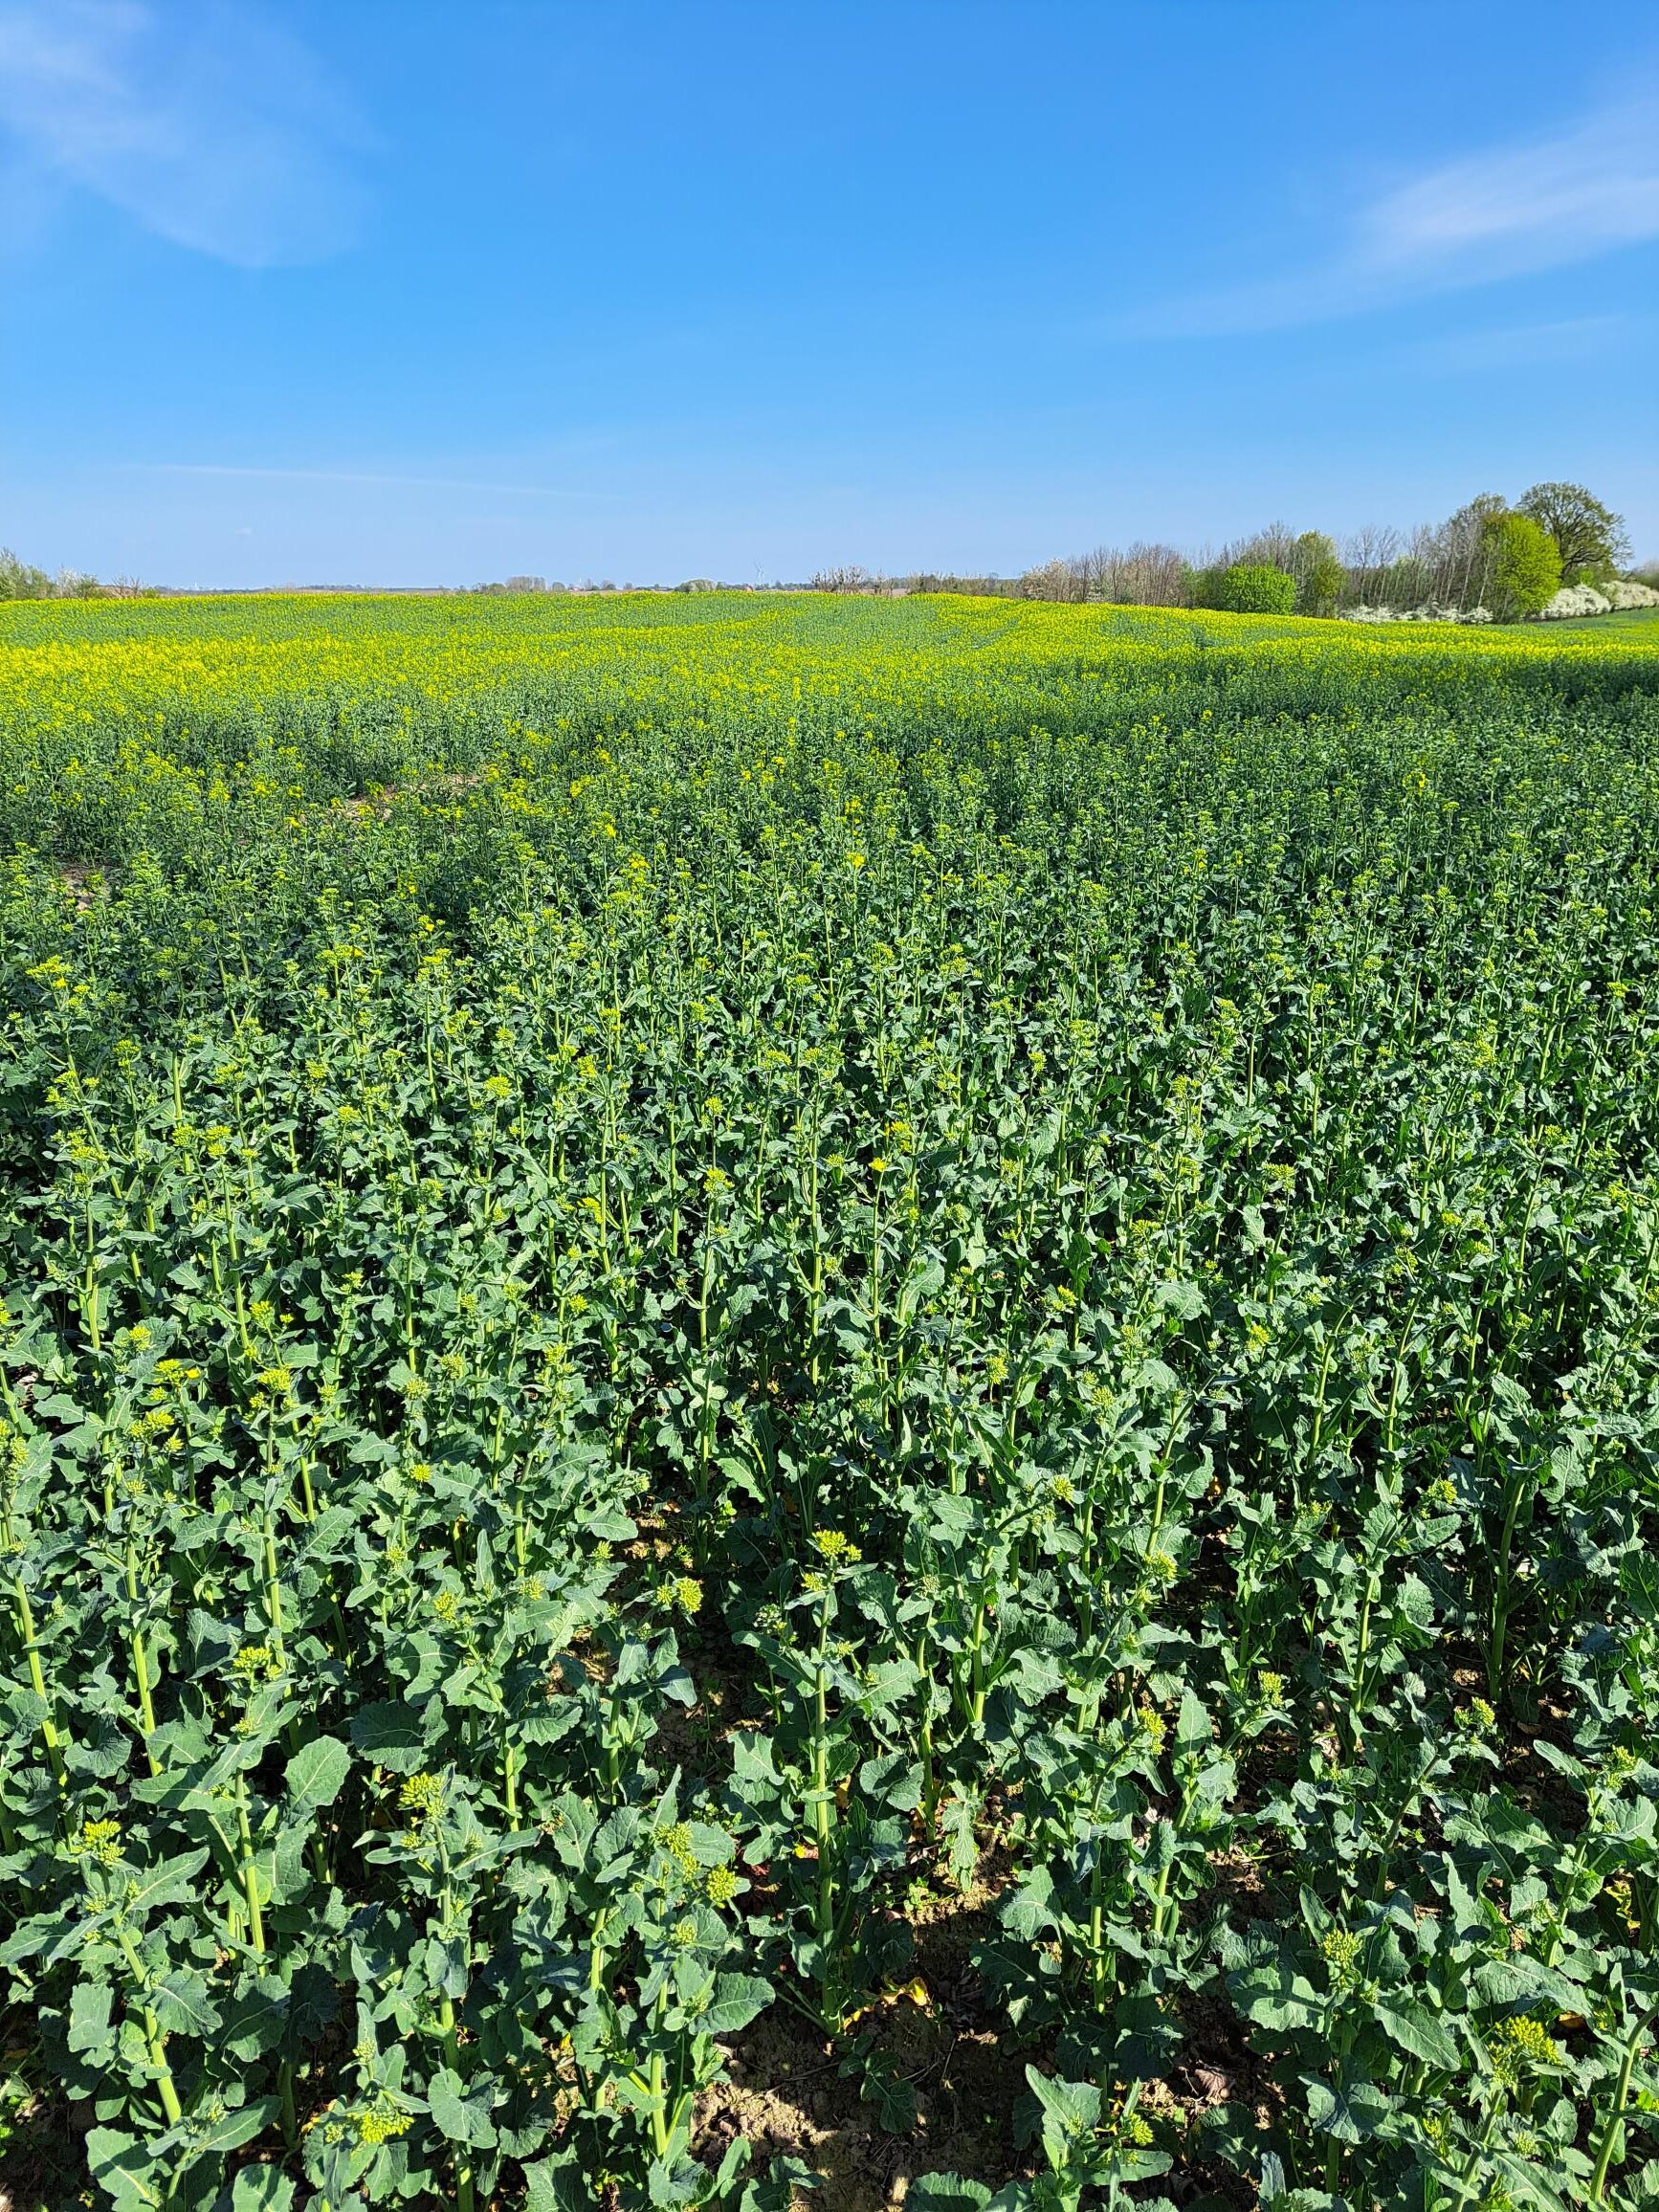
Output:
[
  {"xmin": 1481, "ymin": 509, "xmax": 1561, "ymax": 620},
  {"xmin": 1517, "ymin": 480, "xmax": 1631, "ymax": 586},
  {"xmin": 1212, "ymin": 562, "xmax": 1296, "ymax": 614}
]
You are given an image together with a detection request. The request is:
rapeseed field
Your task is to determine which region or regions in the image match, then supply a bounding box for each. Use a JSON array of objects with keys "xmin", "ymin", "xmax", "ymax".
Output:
[{"xmin": 3, "ymin": 592, "xmax": 1658, "ymax": 2211}]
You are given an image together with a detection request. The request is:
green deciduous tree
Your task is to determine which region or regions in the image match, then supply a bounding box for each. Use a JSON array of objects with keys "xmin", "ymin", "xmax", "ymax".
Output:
[
  {"xmin": 1214, "ymin": 563, "xmax": 1296, "ymax": 615},
  {"xmin": 1516, "ymin": 482, "xmax": 1629, "ymax": 586},
  {"xmin": 1292, "ymin": 532, "xmax": 1346, "ymax": 616},
  {"xmin": 1481, "ymin": 511, "xmax": 1560, "ymax": 620},
  {"xmin": 0, "ymin": 548, "xmax": 51, "ymax": 600}
]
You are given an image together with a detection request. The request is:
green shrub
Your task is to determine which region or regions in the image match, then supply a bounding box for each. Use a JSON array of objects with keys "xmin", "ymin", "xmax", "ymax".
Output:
[{"xmin": 1214, "ymin": 562, "xmax": 1296, "ymax": 614}]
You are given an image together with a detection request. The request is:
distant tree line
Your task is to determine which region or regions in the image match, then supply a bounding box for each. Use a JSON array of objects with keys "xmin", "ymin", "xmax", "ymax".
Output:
[
  {"xmin": 814, "ymin": 483, "xmax": 1645, "ymax": 624},
  {"xmin": 10, "ymin": 483, "xmax": 1650, "ymax": 613},
  {"xmin": 0, "ymin": 547, "xmax": 136, "ymax": 600}
]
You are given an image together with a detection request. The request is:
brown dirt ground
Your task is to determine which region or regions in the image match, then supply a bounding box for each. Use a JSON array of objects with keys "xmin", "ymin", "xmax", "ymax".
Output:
[
  {"xmin": 695, "ymin": 1906, "xmax": 1040, "ymax": 2211},
  {"xmin": 56, "ymin": 861, "xmax": 107, "ymax": 911}
]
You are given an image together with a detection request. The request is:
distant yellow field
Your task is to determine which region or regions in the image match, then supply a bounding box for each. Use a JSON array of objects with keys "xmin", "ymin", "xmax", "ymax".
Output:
[{"xmin": 3, "ymin": 591, "xmax": 1655, "ymax": 867}]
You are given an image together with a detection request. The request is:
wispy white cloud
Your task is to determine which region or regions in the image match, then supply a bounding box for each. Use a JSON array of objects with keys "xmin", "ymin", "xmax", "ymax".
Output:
[
  {"xmin": 0, "ymin": 0, "xmax": 369, "ymax": 265},
  {"xmin": 1363, "ymin": 101, "xmax": 1659, "ymax": 274},
  {"xmin": 126, "ymin": 464, "xmax": 606, "ymax": 499},
  {"xmin": 1123, "ymin": 91, "xmax": 1659, "ymax": 337},
  {"xmin": 1403, "ymin": 313, "xmax": 1638, "ymax": 375}
]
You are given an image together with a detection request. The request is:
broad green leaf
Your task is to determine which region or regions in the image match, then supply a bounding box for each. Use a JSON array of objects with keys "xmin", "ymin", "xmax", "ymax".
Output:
[
  {"xmin": 700, "ymin": 1973, "xmax": 774, "ymax": 2038},
  {"xmin": 1374, "ymin": 1997, "xmax": 1460, "ymax": 2072},
  {"xmin": 1301, "ymin": 2074, "xmax": 1390, "ymax": 2144},
  {"xmin": 347, "ymin": 1700, "xmax": 430, "ymax": 1771},
  {"xmin": 283, "ymin": 1734, "xmax": 351, "ymax": 1808},
  {"xmin": 86, "ymin": 2128, "xmax": 166, "ymax": 2211},
  {"xmin": 231, "ymin": 2167, "xmax": 297, "ymax": 2211},
  {"xmin": 427, "ymin": 2065, "xmax": 498, "ymax": 2150},
  {"xmin": 67, "ymin": 1975, "xmax": 115, "ymax": 2054},
  {"xmin": 907, "ymin": 2180, "xmax": 993, "ymax": 2212}
]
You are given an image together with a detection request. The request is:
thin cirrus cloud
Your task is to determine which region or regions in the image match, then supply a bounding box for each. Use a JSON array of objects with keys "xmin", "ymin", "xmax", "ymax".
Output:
[
  {"xmin": 1403, "ymin": 313, "xmax": 1638, "ymax": 375},
  {"xmin": 1122, "ymin": 91, "xmax": 1659, "ymax": 338},
  {"xmin": 0, "ymin": 0, "xmax": 370, "ymax": 267},
  {"xmin": 128, "ymin": 464, "xmax": 606, "ymax": 500},
  {"xmin": 122, "ymin": 464, "xmax": 619, "ymax": 506}
]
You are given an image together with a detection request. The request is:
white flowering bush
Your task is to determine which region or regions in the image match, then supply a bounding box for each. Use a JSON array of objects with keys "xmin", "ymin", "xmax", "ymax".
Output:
[
  {"xmin": 1534, "ymin": 585, "xmax": 1612, "ymax": 619},
  {"xmin": 1533, "ymin": 581, "xmax": 1659, "ymax": 619},
  {"xmin": 1339, "ymin": 602, "xmax": 1492, "ymax": 625}
]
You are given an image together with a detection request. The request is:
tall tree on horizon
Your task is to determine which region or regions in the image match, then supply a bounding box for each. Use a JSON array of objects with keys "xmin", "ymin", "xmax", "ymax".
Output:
[{"xmin": 1516, "ymin": 483, "xmax": 1629, "ymax": 585}]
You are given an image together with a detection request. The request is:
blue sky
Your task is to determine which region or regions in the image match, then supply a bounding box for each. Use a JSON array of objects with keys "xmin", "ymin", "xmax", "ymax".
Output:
[{"xmin": 3, "ymin": 0, "xmax": 1656, "ymax": 586}]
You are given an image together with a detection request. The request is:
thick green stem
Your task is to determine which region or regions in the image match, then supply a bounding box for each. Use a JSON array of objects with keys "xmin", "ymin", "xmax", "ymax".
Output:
[
  {"xmin": 968, "ymin": 1595, "xmax": 987, "ymax": 1726},
  {"xmin": 436, "ymin": 1992, "xmax": 475, "ymax": 2212},
  {"xmin": 235, "ymin": 1773, "xmax": 266, "ymax": 1955},
  {"xmin": 11, "ymin": 1577, "xmax": 67, "ymax": 1790},
  {"xmin": 125, "ymin": 1541, "xmax": 161, "ymax": 1777},
  {"xmin": 649, "ymin": 2046, "xmax": 668, "ymax": 2156},
  {"xmin": 260, "ymin": 1510, "xmax": 287, "ymax": 1668},
  {"xmin": 118, "ymin": 1928, "xmax": 184, "ymax": 2127},
  {"xmin": 1488, "ymin": 1471, "xmax": 1526, "ymax": 1701},
  {"xmin": 809, "ymin": 1589, "xmax": 835, "ymax": 1957},
  {"xmin": 1588, "ymin": 2010, "xmax": 1652, "ymax": 2202}
]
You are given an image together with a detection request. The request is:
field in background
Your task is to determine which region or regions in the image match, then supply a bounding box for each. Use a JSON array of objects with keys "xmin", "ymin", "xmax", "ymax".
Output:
[
  {"xmin": 3, "ymin": 594, "xmax": 1659, "ymax": 2211},
  {"xmin": 1527, "ymin": 609, "xmax": 1659, "ymax": 636}
]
